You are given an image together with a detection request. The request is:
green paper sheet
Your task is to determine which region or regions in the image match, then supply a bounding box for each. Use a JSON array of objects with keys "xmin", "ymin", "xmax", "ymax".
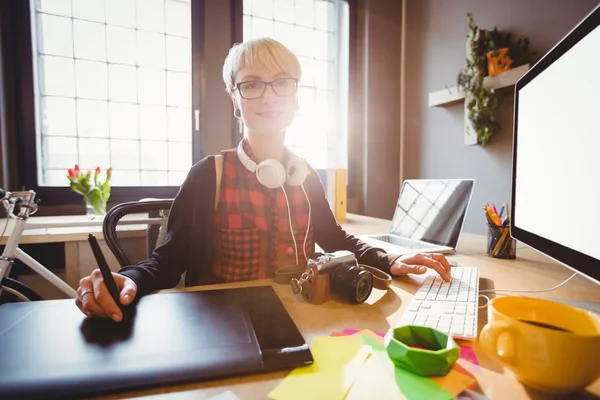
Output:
[
  {"xmin": 268, "ymin": 336, "xmax": 371, "ymax": 400},
  {"xmin": 346, "ymin": 334, "xmax": 460, "ymax": 400}
]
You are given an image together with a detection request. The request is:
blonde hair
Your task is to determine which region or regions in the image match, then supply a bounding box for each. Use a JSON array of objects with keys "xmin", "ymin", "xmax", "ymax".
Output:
[{"xmin": 222, "ymin": 37, "xmax": 302, "ymax": 93}]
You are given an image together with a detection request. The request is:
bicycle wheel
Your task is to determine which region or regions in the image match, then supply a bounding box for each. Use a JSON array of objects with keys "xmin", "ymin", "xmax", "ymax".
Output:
[{"xmin": 0, "ymin": 277, "xmax": 43, "ymax": 304}]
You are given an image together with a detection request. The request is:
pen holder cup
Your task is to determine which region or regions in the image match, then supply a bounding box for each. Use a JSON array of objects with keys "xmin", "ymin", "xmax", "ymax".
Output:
[{"xmin": 486, "ymin": 223, "xmax": 516, "ymax": 259}]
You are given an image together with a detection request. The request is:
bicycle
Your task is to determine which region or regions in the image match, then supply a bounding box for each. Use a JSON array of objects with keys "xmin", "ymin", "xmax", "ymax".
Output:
[
  {"xmin": 1, "ymin": 189, "xmax": 171, "ymax": 304},
  {"xmin": 0, "ymin": 188, "xmax": 86, "ymax": 303}
]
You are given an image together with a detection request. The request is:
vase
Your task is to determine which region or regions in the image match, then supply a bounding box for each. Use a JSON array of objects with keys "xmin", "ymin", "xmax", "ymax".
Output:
[
  {"xmin": 85, "ymin": 198, "xmax": 107, "ymax": 220},
  {"xmin": 487, "ymin": 48, "xmax": 513, "ymax": 76}
]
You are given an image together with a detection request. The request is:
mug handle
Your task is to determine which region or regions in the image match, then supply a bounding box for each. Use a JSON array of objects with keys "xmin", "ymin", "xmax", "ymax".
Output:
[{"xmin": 480, "ymin": 322, "xmax": 518, "ymax": 366}]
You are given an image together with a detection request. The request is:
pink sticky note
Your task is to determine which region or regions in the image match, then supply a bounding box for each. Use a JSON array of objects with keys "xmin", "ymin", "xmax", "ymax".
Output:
[
  {"xmin": 459, "ymin": 345, "xmax": 481, "ymax": 374},
  {"xmin": 343, "ymin": 328, "xmax": 385, "ymax": 337}
]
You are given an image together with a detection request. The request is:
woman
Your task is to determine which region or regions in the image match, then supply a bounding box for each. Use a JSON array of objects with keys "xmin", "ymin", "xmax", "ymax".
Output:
[{"xmin": 76, "ymin": 38, "xmax": 451, "ymax": 322}]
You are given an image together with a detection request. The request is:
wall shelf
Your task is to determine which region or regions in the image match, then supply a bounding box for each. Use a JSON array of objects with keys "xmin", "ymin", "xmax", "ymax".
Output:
[{"xmin": 428, "ymin": 64, "xmax": 530, "ymax": 107}]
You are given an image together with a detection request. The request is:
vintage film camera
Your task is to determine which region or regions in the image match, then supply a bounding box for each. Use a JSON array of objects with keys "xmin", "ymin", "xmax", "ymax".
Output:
[{"xmin": 290, "ymin": 250, "xmax": 376, "ymax": 304}]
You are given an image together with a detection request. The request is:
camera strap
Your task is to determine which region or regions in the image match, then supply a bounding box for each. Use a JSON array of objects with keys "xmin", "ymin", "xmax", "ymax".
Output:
[{"xmin": 273, "ymin": 264, "xmax": 307, "ymax": 284}]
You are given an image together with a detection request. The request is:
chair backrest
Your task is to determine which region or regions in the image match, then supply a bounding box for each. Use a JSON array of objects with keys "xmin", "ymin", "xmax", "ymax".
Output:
[{"xmin": 102, "ymin": 200, "xmax": 173, "ymax": 268}]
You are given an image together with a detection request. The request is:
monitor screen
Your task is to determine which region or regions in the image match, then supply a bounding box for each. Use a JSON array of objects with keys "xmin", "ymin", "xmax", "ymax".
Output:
[{"xmin": 512, "ymin": 4, "xmax": 600, "ymax": 284}]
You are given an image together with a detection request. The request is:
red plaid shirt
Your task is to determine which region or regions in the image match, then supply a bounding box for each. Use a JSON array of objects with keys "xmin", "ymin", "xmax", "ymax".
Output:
[{"xmin": 211, "ymin": 141, "xmax": 314, "ymax": 282}]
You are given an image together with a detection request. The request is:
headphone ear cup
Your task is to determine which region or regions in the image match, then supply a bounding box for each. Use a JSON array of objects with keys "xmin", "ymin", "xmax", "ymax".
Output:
[
  {"xmin": 256, "ymin": 159, "xmax": 287, "ymax": 189},
  {"xmin": 286, "ymin": 158, "xmax": 308, "ymax": 187}
]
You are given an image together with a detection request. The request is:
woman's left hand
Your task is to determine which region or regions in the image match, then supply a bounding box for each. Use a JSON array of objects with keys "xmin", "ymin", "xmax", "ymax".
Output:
[{"xmin": 389, "ymin": 253, "xmax": 452, "ymax": 282}]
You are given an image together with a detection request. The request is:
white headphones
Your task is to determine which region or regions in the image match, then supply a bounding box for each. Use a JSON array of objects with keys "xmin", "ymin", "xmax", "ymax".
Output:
[
  {"xmin": 237, "ymin": 140, "xmax": 308, "ymax": 189},
  {"xmin": 236, "ymin": 139, "xmax": 312, "ymax": 265}
]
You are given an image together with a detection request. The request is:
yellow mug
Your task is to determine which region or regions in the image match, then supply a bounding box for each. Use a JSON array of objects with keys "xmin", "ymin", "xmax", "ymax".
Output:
[{"xmin": 479, "ymin": 296, "xmax": 600, "ymax": 394}]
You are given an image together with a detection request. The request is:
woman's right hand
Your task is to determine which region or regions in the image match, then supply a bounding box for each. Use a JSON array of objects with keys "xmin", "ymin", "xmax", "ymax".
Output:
[{"xmin": 75, "ymin": 269, "xmax": 138, "ymax": 322}]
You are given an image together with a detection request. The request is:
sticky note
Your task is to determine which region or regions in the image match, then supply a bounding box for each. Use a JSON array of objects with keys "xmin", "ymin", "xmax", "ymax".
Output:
[
  {"xmin": 268, "ymin": 336, "xmax": 371, "ymax": 400},
  {"xmin": 459, "ymin": 345, "xmax": 482, "ymax": 374},
  {"xmin": 345, "ymin": 354, "xmax": 409, "ymax": 400}
]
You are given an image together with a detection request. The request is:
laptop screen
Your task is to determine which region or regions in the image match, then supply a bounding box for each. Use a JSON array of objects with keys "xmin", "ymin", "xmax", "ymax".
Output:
[{"xmin": 389, "ymin": 179, "xmax": 475, "ymax": 247}]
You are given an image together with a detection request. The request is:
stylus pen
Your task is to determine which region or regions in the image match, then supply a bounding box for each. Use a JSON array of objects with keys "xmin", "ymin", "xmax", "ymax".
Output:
[{"xmin": 87, "ymin": 233, "xmax": 125, "ymax": 315}]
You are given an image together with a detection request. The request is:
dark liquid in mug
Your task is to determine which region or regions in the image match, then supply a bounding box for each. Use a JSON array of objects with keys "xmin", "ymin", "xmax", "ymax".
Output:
[{"xmin": 518, "ymin": 319, "xmax": 573, "ymax": 333}]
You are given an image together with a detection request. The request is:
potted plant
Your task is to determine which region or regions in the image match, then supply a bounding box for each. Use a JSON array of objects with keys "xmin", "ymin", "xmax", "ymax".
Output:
[{"xmin": 457, "ymin": 14, "xmax": 534, "ymax": 145}]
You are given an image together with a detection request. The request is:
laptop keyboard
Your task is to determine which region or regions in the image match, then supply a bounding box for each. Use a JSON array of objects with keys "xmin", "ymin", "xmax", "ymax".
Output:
[
  {"xmin": 396, "ymin": 267, "xmax": 480, "ymax": 340},
  {"xmin": 371, "ymin": 235, "xmax": 439, "ymax": 250}
]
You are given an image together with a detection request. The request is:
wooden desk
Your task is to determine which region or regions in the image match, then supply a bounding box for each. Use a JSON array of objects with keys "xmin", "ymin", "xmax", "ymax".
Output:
[{"xmin": 90, "ymin": 232, "xmax": 598, "ymax": 400}]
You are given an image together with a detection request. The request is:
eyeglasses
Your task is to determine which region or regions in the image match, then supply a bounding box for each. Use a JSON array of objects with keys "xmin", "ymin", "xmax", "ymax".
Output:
[{"xmin": 233, "ymin": 78, "xmax": 299, "ymax": 99}]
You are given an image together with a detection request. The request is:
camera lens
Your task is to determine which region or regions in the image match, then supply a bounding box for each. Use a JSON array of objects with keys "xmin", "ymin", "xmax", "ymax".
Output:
[{"xmin": 331, "ymin": 264, "xmax": 373, "ymax": 303}]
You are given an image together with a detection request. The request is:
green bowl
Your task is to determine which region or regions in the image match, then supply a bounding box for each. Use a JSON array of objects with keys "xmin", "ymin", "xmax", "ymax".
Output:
[{"xmin": 385, "ymin": 325, "xmax": 460, "ymax": 376}]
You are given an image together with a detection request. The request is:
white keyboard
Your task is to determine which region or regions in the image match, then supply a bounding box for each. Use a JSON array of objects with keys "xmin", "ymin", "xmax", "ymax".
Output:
[{"xmin": 396, "ymin": 267, "xmax": 480, "ymax": 340}]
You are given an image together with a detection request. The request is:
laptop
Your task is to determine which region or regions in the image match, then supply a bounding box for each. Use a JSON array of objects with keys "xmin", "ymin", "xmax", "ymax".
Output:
[
  {"xmin": 358, "ymin": 179, "xmax": 475, "ymax": 255},
  {"xmin": 0, "ymin": 285, "xmax": 312, "ymax": 399}
]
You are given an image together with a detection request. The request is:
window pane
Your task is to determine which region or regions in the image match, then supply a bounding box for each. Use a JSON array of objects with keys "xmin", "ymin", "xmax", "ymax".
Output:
[
  {"xmin": 73, "ymin": 20, "xmax": 106, "ymax": 61},
  {"xmin": 72, "ymin": 0, "xmax": 105, "ymax": 22},
  {"xmin": 108, "ymin": 64, "xmax": 137, "ymax": 102},
  {"xmin": 295, "ymin": 0, "xmax": 315, "ymax": 28},
  {"xmin": 137, "ymin": 31, "xmax": 166, "ymax": 68},
  {"xmin": 166, "ymin": 36, "xmax": 191, "ymax": 72},
  {"xmin": 107, "ymin": 26, "xmax": 137, "ymax": 65},
  {"xmin": 315, "ymin": 1, "xmax": 333, "ymax": 31},
  {"xmin": 110, "ymin": 139, "xmax": 140, "ymax": 169},
  {"xmin": 294, "ymin": 26, "xmax": 314, "ymax": 58},
  {"xmin": 139, "ymin": 105, "xmax": 167, "ymax": 140},
  {"xmin": 136, "ymin": 0, "xmax": 165, "ymax": 33},
  {"xmin": 43, "ymin": 97, "xmax": 76, "ymax": 136},
  {"xmin": 138, "ymin": 68, "xmax": 166, "ymax": 105},
  {"xmin": 78, "ymin": 138, "xmax": 111, "ymax": 170},
  {"xmin": 314, "ymin": 59, "xmax": 330, "ymax": 89},
  {"xmin": 40, "ymin": 56, "xmax": 75, "ymax": 97},
  {"xmin": 251, "ymin": 0, "xmax": 273, "ymax": 19},
  {"xmin": 168, "ymin": 170, "xmax": 187, "ymax": 186},
  {"xmin": 44, "ymin": 169, "xmax": 72, "ymax": 186},
  {"xmin": 111, "ymin": 170, "xmax": 141, "ymax": 186},
  {"xmin": 109, "ymin": 103, "xmax": 139, "ymax": 139},
  {"xmin": 168, "ymin": 141, "xmax": 191, "ymax": 171},
  {"xmin": 273, "ymin": 0, "xmax": 294, "ymax": 24},
  {"xmin": 165, "ymin": 0, "xmax": 191, "ymax": 37},
  {"xmin": 166, "ymin": 72, "xmax": 191, "ymax": 107},
  {"xmin": 106, "ymin": 0, "xmax": 136, "ymax": 27},
  {"xmin": 313, "ymin": 30, "xmax": 329, "ymax": 61},
  {"xmin": 37, "ymin": 14, "xmax": 73, "ymax": 57},
  {"xmin": 75, "ymin": 60, "xmax": 108, "ymax": 99},
  {"xmin": 140, "ymin": 141, "xmax": 168, "ymax": 170},
  {"xmin": 77, "ymin": 99, "xmax": 109, "ymax": 138},
  {"xmin": 243, "ymin": 15, "xmax": 251, "ymax": 38},
  {"xmin": 32, "ymin": 0, "xmax": 193, "ymax": 188},
  {"xmin": 251, "ymin": 17, "xmax": 273, "ymax": 38},
  {"xmin": 167, "ymin": 107, "xmax": 191, "ymax": 142},
  {"xmin": 37, "ymin": 0, "xmax": 71, "ymax": 16},
  {"xmin": 44, "ymin": 136, "xmax": 78, "ymax": 169},
  {"xmin": 298, "ymin": 57, "xmax": 315, "ymax": 87},
  {"xmin": 141, "ymin": 171, "xmax": 168, "ymax": 186},
  {"xmin": 273, "ymin": 22, "xmax": 296, "ymax": 51}
]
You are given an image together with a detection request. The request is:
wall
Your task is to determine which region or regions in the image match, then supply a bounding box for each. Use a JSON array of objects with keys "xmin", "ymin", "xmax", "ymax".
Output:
[{"xmin": 402, "ymin": 0, "xmax": 599, "ymax": 235}]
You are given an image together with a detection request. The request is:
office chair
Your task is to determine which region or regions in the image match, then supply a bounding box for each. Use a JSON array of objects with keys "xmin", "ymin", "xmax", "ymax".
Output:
[{"xmin": 102, "ymin": 199, "xmax": 173, "ymax": 268}]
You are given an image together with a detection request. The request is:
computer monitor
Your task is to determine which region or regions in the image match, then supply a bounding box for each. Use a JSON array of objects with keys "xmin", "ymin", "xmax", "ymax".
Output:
[{"xmin": 511, "ymin": 4, "xmax": 600, "ymax": 285}]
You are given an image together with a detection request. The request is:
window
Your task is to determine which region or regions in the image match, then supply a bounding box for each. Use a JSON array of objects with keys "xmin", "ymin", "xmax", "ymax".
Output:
[
  {"xmin": 30, "ymin": 0, "xmax": 193, "ymax": 188},
  {"xmin": 242, "ymin": 0, "xmax": 349, "ymax": 170}
]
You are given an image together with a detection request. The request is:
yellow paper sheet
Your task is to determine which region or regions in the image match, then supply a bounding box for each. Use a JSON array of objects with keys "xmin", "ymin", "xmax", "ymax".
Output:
[{"xmin": 268, "ymin": 336, "xmax": 371, "ymax": 400}]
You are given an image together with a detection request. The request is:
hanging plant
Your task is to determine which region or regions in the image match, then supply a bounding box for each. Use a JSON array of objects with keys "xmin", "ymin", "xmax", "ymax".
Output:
[{"xmin": 456, "ymin": 14, "xmax": 534, "ymax": 145}]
